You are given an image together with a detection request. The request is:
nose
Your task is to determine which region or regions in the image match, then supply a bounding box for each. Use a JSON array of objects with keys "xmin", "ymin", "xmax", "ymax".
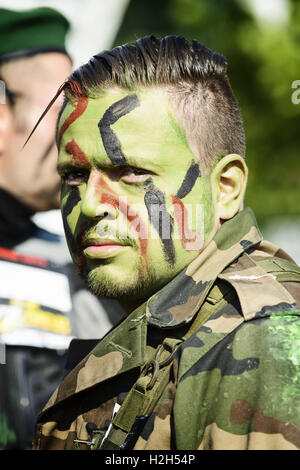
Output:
[{"xmin": 80, "ymin": 169, "xmax": 118, "ymax": 221}]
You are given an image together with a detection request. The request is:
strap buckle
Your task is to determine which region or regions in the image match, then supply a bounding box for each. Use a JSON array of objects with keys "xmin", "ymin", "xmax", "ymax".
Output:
[{"xmin": 142, "ymin": 341, "xmax": 180, "ymax": 390}]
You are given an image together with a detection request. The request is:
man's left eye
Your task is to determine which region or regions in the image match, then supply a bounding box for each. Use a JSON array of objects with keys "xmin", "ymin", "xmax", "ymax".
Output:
[
  {"xmin": 120, "ymin": 169, "xmax": 150, "ymax": 183},
  {"xmin": 62, "ymin": 170, "xmax": 88, "ymax": 186}
]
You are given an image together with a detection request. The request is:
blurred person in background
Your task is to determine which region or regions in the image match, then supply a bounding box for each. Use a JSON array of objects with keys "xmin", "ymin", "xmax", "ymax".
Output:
[{"xmin": 0, "ymin": 7, "xmax": 124, "ymax": 450}]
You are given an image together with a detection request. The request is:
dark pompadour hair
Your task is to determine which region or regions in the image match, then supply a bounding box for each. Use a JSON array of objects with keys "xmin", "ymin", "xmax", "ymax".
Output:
[{"xmin": 32, "ymin": 35, "xmax": 246, "ymax": 173}]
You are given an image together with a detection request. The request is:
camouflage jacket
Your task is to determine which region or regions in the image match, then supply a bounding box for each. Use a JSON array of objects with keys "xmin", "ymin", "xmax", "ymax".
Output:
[{"xmin": 33, "ymin": 208, "xmax": 300, "ymax": 450}]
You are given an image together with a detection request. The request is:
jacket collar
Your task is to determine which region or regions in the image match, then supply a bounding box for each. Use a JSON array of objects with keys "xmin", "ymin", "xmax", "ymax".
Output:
[{"xmin": 44, "ymin": 302, "xmax": 148, "ymax": 408}]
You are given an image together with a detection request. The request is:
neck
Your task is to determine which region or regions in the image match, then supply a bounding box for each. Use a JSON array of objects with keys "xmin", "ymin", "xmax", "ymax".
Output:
[{"xmin": 118, "ymin": 299, "xmax": 144, "ymax": 316}]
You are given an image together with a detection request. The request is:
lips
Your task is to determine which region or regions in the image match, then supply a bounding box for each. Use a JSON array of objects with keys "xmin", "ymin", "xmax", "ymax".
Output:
[
  {"xmin": 82, "ymin": 237, "xmax": 129, "ymax": 258},
  {"xmin": 83, "ymin": 238, "xmax": 124, "ymax": 247}
]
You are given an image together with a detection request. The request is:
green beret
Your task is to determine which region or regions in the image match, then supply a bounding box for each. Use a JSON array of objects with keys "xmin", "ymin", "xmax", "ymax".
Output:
[{"xmin": 0, "ymin": 7, "xmax": 70, "ymax": 61}]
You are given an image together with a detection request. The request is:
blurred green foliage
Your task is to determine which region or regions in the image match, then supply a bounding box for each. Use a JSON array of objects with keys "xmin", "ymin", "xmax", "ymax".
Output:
[{"xmin": 114, "ymin": 0, "xmax": 300, "ymax": 222}]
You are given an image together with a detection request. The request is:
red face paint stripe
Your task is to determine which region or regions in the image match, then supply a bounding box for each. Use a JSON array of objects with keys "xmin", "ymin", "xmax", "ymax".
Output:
[
  {"xmin": 80, "ymin": 171, "xmax": 149, "ymax": 257},
  {"xmin": 91, "ymin": 173, "xmax": 116, "ymax": 195},
  {"xmin": 58, "ymin": 85, "xmax": 88, "ymax": 150},
  {"xmin": 171, "ymin": 195, "xmax": 197, "ymax": 248},
  {"xmin": 101, "ymin": 192, "xmax": 119, "ymax": 209},
  {"xmin": 66, "ymin": 139, "xmax": 89, "ymax": 166},
  {"xmin": 126, "ymin": 208, "xmax": 148, "ymax": 257}
]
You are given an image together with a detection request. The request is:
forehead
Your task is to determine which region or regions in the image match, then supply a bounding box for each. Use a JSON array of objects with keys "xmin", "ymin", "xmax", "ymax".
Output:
[
  {"xmin": 58, "ymin": 87, "xmax": 195, "ymax": 167},
  {"xmin": 3, "ymin": 53, "xmax": 71, "ymax": 95}
]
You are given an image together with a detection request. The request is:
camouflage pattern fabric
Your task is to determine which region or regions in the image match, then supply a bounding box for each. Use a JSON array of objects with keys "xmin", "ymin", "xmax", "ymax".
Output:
[{"xmin": 33, "ymin": 208, "xmax": 300, "ymax": 450}]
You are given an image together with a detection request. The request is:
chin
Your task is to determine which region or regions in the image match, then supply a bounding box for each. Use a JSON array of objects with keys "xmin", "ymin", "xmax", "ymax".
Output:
[{"xmin": 85, "ymin": 264, "xmax": 161, "ymax": 303}]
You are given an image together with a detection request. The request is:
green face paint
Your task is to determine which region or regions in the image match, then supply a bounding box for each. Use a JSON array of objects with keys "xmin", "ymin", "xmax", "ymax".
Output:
[{"xmin": 57, "ymin": 88, "xmax": 217, "ymax": 304}]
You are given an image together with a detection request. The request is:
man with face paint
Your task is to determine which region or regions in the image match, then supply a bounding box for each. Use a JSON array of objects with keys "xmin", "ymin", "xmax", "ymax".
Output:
[{"xmin": 33, "ymin": 36, "xmax": 300, "ymax": 450}]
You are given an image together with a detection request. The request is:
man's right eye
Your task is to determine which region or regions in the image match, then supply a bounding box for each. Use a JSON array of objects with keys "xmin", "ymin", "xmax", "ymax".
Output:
[{"xmin": 62, "ymin": 171, "xmax": 88, "ymax": 186}]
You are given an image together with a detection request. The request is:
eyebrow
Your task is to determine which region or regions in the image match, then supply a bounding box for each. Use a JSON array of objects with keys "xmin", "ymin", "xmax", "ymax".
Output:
[
  {"xmin": 57, "ymin": 161, "xmax": 77, "ymax": 175},
  {"xmin": 58, "ymin": 147, "xmax": 163, "ymax": 175}
]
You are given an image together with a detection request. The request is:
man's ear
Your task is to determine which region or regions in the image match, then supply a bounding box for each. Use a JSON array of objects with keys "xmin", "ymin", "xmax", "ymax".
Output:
[
  {"xmin": 210, "ymin": 153, "xmax": 248, "ymax": 221},
  {"xmin": 0, "ymin": 104, "xmax": 13, "ymax": 154}
]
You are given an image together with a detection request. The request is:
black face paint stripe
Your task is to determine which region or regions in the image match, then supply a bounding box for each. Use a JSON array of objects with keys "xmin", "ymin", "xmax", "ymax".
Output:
[
  {"xmin": 62, "ymin": 187, "xmax": 81, "ymax": 255},
  {"xmin": 176, "ymin": 160, "xmax": 201, "ymax": 199},
  {"xmin": 98, "ymin": 94, "xmax": 140, "ymax": 166},
  {"xmin": 144, "ymin": 178, "xmax": 175, "ymax": 265}
]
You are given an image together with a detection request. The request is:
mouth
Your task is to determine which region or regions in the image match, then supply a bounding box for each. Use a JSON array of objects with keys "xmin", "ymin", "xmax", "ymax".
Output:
[{"xmin": 83, "ymin": 238, "xmax": 129, "ymax": 258}]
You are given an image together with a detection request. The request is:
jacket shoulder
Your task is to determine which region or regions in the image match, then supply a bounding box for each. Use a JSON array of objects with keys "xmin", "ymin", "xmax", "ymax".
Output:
[{"xmin": 218, "ymin": 252, "xmax": 300, "ymax": 321}]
